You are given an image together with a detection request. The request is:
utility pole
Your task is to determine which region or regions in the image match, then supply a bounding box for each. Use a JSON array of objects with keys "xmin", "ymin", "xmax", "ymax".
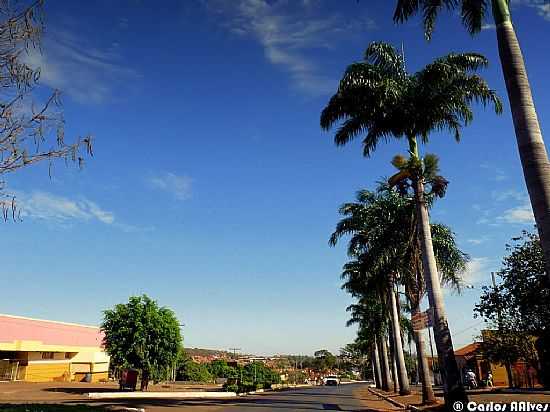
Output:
[
  {"xmin": 229, "ymin": 348, "xmax": 241, "ymax": 360},
  {"xmin": 491, "ymin": 272, "xmax": 503, "ymax": 328}
]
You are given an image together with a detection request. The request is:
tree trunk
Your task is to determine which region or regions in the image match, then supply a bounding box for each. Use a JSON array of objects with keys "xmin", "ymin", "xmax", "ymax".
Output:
[
  {"xmin": 378, "ymin": 334, "xmax": 392, "ymax": 392},
  {"xmin": 389, "ymin": 281, "xmax": 411, "ymax": 395},
  {"xmin": 391, "ymin": 345, "xmax": 399, "ymax": 393},
  {"xmin": 408, "ymin": 139, "xmax": 467, "ymax": 406},
  {"xmin": 373, "ymin": 341, "xmax": 383, "ymax": 389},
  {"xmin": 505, "ymin": 362, "xmax": 514, "ymax": 388},
  {"xmin": 409, "ymin": 286, "xmax": 437, "ymax": 404},
  {"xmin": 491, "ymin": 0, "xmax": 550, "ymax": 281}
]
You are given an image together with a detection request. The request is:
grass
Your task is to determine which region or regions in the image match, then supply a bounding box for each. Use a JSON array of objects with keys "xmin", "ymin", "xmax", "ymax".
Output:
[{"xmin": 0, "ymin": 405, "xmax": 109, "ymax": 412}]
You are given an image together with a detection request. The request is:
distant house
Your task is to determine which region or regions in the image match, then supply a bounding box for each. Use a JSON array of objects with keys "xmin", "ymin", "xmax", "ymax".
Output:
[
  {"xmin": 426, "ymin": 340, "xmax": 541, "ymax": 388},
  {"xmin": 453, "ymin": 341, "xmax": 540, "ymax": 388},
  {"xmin": 0, "ymin": 313, "xmax": 109, "ymax": 382}
]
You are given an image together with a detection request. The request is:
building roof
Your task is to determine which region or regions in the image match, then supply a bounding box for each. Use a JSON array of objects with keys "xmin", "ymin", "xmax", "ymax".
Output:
[
  {"xmin": 454, "ymin": 342, "xmax": 481, "ymax": 357},
  {"xmin": 0, "ymin": 313, "xmax": 104, "ymax": 349}
]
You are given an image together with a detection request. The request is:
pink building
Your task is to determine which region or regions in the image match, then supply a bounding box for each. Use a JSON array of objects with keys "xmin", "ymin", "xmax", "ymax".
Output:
[{"xmin": 0, "ymin": 313, "xmax": 109, "ymax": 382}]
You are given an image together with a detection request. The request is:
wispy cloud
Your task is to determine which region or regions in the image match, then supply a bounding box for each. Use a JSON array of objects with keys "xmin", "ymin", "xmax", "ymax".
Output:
[
  {"xmin": 480, "ymin": 163, "xmax": 507, "ymax": 181},
  {"xmin": 497, "ymin": 202, "xmax": 535, "ymax": 224},
  {"xmin": 467, "ymin": 236, "xmax": 491, "ymax": 245},
  {"xmin": 15, "ymin": 191, "xmax": 114, "ymax": 224},
  {"xmin": 205, "ymin": 0, "xmax": 376, "ymax": 96},
  {"xmin": 481, "ymin": 23, "xmax": 496, "ymax": 30},
  {"xmin": 148, "ymin": 172, "xmax": 193, "ymax": 200},
  {"xmin": 474, "ymin": 188, "xmax": 534, "ymax": 226},
  {"xmin": 491, "ymin": 188, "xmax": 525, "ymax": 202},
  {"xmin": 512, "ymin": 0, "xmax": 550, "ymax": 20},
  {"xmin": 462, "ymin": 257, "xmax": 493, "ymax": 286},
  {"xmin": 23, "ymin": 26, "xmax": 139, "ymax": 104}
]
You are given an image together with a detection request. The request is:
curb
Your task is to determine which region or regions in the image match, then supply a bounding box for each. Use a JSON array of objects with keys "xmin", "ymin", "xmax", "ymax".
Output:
[
  {"xmin": 368, "ymin": 387, "xmax": 406, "ymax": 409},
  {"xmin": 88, "ymin": 391, "xmax": 237, "ymax": 399}
]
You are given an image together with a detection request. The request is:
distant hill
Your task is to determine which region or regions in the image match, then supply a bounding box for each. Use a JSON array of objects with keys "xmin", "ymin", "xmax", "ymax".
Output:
[
  {"xmin": 184, "ymin": 347, "xmax": 258, "ymax": 358},
  {"xmin": 184, "ymin": 347, "xmax": 232, "ymax": 357}
]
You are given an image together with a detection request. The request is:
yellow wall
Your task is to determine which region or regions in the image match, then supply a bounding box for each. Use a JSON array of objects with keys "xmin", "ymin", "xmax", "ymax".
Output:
[
  {"xmin": 73, "ymin": 371, "xmax": 108, "ymax": 383},
  {"xmin": 23, "ymin": 363, "xmax": 71, "ymax": 382}
]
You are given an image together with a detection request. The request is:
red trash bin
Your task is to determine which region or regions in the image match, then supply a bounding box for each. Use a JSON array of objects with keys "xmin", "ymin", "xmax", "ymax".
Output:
[{"xmin": 119, "ymin": 368, "xmax": 138, "ymax": 391}]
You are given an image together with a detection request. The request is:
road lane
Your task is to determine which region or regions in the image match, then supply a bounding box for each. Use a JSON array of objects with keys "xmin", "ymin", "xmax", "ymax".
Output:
[{"xmin": 75, "ymin": 383, "xmax": 372, "ymax": 412}]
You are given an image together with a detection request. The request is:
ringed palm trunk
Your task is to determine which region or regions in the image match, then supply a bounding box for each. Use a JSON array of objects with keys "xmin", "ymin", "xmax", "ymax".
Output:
[
  {"xmin": 492, "ymin": 0, "xmax": 550, "ymax": 281},
  {"xmin": 378, "ymin": 334, "xmax": 392, "ymax": 392},
  {"xmin": 373, "ymin": 341, "xmax": 383, "ymax": 389},
  {"xmin": 408, "ymin": 284, "xmax": 436, "ymax": 404},
  {"xmin": 391, "ymin": 343, "xmax": 399, "ymax": 393},
  {"xmin": 389, "ymin": 280, "xmax": 411, "ymax": 395},
  {"xmin": 409, "ymin": 137, "xmax": 467, "ymax": 405}
]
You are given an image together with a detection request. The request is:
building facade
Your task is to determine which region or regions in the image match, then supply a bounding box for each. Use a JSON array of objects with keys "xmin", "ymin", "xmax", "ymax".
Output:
[{"xmin": 0, "ymin": 314, "xmax": 109, "ymax": 382}]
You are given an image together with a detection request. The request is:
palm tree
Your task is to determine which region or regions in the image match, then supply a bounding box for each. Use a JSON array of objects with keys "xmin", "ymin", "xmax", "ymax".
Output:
[
  {"xmin": 346, "ymin": 291, "xmax": 392, "ymax": 391},
  {"xmin": 332, "ymin": 187, "xmax": 467, "ymax": 403},
  {"xmin": 321, "ymin": 42, "xmax": 500, "ymax": 405},
  {"xmin": 393, "ymin": 0, "xmax": 550, "ymax": 283},
  {"xmin": 334, "ymin": 191, "xmax": 411, "ymax": 394}
]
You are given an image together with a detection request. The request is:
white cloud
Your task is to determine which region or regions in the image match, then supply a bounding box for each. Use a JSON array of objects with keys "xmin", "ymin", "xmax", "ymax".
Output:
[
  {"xmin": 498, "ymin": 202, "xmax": 535, "ymax": 224},
  {"xmin": 467, "ymin": 236, "xmax": 490, "ymax": 245},
  {"xmin": 15, "ymin": 191, "xmax": 114, "ymax": 224},
  {"xmin": 491, "ymin": 188, "xmax": 525, "ymax": 202},
  {"xmin": 461, "ymin": 257, "xmax": 492, "ymax": 286},
  {"xmin": 512, "ymin": 0, "xmax": 550, "ymax": 20},
  {"xmin": 538, "ymin": 3, "xmax": 550, "ymax": 20},
  {"xmin": 148, "ymin": 172, "xmax": 193, "ymax": 200},
  {"xmin": 481, "ymin": 23, "xmax": 496, "ymax": 30},
  {"xmin": 23, "ymin": 27, "xmax": 138, "ymax": 104},
  {"xmin": 205, "ymin": 0, "xmax": 376, "ymax": 96}
]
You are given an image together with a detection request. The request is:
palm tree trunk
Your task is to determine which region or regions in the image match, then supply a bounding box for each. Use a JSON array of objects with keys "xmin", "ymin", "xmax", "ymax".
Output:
[
  {"xmin": 409, "ymin": 286, "xmax": 437, "ymax": 404},
  {"xmin": 373, "ymin": 341, "xmax": 383, "ymax": 389},
  {"xmin": 378, "ymin": 334, "xmax": 392, "ymax": 392},
  {"xmin": 491, "ymin": 0, "xmax": 550, "ymax": 281},
  {"xmin": 391, "ymin": 344, "xmax": 399, "ymax": 393},
  {"xmin": 409, "ymin": 133, "xmax": 467, "ymax": 406},
  {"xmin": 389, "ymin": 280, "xmax": 411, "ymax": 395},
  {"xmin": 413, "ymin": 177, "xmax": 467, "ymax": 405}
]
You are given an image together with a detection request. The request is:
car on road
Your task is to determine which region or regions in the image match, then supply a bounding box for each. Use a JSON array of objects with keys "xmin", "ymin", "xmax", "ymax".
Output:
[{"xmin": 323, "ymin": 375, "xmax": 340, "ymax": 386}]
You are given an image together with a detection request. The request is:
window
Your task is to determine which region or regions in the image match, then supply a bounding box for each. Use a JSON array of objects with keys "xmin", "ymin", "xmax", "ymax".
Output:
[
  {"xmin": 65, "ymin": 352, "xmax": 72, "ymax": 359},
  {"xmin": 41, "ymin": 352, "xmax": 54, "ymax": 359}
]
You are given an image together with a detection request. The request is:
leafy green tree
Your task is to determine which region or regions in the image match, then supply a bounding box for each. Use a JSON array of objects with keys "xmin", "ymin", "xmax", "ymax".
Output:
[
  {"xmin": 478, "ymin": 331, "xmax": 538, "ymax": 388},
  {"xmin": 339, "ymin": 343, "xmax": 365, "ymax": 374},
  {"xmin": 321, "ymin": 41, "xmax": 500, "ymax": 406},
  {"xmin": 474, "ymin": 231, "xmax": 550, "ymax": 387},
  {"xmin": 208, "ymin": 359, "xmax": 238, "ymax": 379},
  {"xmin": 394, "ymin": 0, "xmax": 550, "ymax": 282},
  {"xmin": 101, "ymin": 295, "xmax": 182, "ymax": 390},
  {"xmin": 314, "ymin": 350, "xmax": 337, "ymax": 371},
  {"xmin": 177, "ymin": 360, "xmax": 212, "ymax": 383}
]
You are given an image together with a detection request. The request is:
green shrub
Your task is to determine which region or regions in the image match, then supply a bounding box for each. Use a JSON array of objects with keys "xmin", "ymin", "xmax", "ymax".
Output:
[{"xmin": 222, "ymin": 383, "xmax": 239, "ymax": 393}]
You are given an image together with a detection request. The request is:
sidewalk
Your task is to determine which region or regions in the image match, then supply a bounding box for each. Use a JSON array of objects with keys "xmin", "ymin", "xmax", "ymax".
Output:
[
  {"xmin": 353, "ymin": 386, "xmax": 444, "ymax": 411},
  {"xmin": 360, "ymin": 385, "xmax": 550, "ymax": 411}
]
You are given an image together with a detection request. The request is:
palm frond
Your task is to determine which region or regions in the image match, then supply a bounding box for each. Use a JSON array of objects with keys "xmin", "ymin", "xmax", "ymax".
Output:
[{"xmin": 461, "ymin": 0, "xmax": 489, "ymax": 34}]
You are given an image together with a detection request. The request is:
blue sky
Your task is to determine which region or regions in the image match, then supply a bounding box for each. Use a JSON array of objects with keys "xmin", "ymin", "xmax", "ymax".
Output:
[{"xmin": 1, "ymin": 0, "xmax": 548, "ymax": 356}]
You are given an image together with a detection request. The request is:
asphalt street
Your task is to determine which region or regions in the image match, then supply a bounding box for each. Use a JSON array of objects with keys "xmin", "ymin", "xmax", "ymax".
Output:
[{"xmin": 74, "ymin": 383, "xmax": 372, "ymax": 412}]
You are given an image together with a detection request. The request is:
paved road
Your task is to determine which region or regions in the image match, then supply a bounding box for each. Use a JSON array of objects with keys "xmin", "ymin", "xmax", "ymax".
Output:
[{"xmin": 75, "ymin": 384, "xmax": 372, "ymax": 412}]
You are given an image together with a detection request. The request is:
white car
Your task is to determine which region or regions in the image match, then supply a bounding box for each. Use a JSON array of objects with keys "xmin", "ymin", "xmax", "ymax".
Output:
[{"xmin": 323, "ymin": 375, "xmax": 340, "ymax": 386}]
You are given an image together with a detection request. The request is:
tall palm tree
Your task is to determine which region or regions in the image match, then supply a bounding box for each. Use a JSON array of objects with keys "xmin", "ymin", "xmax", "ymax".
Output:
[
  {"xmin": 332, "ymin": 187, "xmax": 467, "ymax": 403},
  {"xmin": 394, "ymin": 0, "xmax": 550, "ymax": 283},
  {"xmin": 335, "ymin": 191, "xmax": 411, "ymax": 394},
  {"xmin": 321, "ymin": 42, "xmax": 500, "ymax": 405},
  {"xmin": 346, "ymin": 291, "xmax": 392, "ymax": 391}
]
